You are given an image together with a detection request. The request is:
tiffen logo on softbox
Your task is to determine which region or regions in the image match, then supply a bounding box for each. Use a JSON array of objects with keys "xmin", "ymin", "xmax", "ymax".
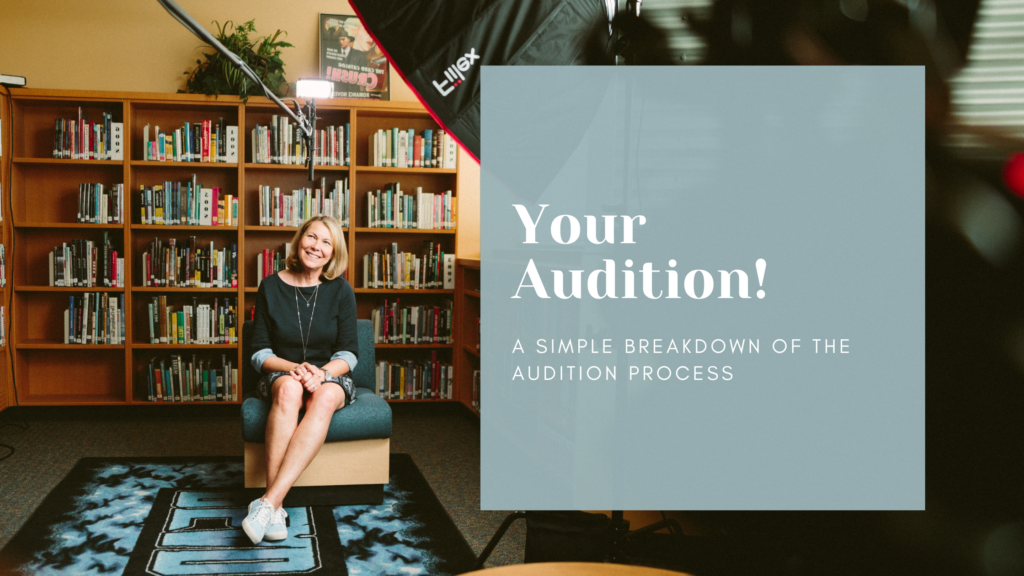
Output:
[{"xmin": 433, "ymin": 48, "xmax": 480, "ymax": 96}]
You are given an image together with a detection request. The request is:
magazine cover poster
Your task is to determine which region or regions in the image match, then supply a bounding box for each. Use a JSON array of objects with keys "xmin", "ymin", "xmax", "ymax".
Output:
[{"xmin": 320, "ymin": 14, "xmax": 389, "ymax": 100}]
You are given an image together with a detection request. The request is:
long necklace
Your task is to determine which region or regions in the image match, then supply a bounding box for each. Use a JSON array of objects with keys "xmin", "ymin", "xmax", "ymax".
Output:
[
  {"xmin": 295, "ymin": 285, "xmax": 319, "ymax": 361},
  {"xmin": 297, "ymin": 285, "xmax": 315, "ymax": 307}
]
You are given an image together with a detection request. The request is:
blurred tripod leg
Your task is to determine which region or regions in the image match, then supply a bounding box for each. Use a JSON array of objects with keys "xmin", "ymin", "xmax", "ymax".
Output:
[{"xmin": 474, "ymin": 511, "xmax": 527, "ymax": 570}]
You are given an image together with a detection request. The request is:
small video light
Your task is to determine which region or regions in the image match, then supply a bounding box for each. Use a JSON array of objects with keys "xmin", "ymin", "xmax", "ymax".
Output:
[{"xmin": 296, "ymin": 79, "xmax": 333, "ymax": 99}]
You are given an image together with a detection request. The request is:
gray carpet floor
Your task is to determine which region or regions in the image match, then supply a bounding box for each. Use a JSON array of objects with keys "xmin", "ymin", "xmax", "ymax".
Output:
[{"xmin": 0, "ymin": 403, "xmax": 525, "ymax": 568}]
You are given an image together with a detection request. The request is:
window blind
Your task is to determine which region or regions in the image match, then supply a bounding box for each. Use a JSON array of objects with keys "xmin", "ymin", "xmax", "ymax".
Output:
[{"xmin": 949, "ymin": 0, "xmax": 1024, "ymax": 148}]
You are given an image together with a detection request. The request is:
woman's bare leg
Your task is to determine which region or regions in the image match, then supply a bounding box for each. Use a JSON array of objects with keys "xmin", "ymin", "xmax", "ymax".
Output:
[
  {"xmin": 263, "ymin": 384, "xmax": 346, "ymax": 508},
  {"xmin": 264, "ymin": 377, "xmax": 304, "ymax": 489}
]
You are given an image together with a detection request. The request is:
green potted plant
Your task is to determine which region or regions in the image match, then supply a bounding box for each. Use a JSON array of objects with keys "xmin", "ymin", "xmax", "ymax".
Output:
[{"xmin": 181, "ymin": 19, "xmax": 292, "ymax": 98}]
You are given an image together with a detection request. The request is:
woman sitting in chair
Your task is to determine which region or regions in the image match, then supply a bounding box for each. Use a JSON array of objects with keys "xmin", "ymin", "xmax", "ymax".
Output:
[{"xmin": 243, "ymin": 215, "xmax": 358, "ymax": 544}]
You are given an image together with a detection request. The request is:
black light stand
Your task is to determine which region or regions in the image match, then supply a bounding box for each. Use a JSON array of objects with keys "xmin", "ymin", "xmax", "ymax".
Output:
[
  {"xmin": 305, "ymin": 99, "xmax": 317, "ymax": 181},
  {"xmin": 607, "ymin": 511, "xmax": 685, "ymax": 564},
  {"xmin": 474, "ymin": 510, "xmax": 684, "ymax": 569},
  {"xmin": 155, "ymin": 0, "xmax": 319, "ymax": 181},
  {"xmin": 474, "ymin": 511, "xmax": 526, "ymax": 569}
]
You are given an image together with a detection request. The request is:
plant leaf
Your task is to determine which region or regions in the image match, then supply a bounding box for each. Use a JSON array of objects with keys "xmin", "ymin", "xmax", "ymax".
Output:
[{"xmin": 178, "ymin": 17, "xmax": 290, "ymax": 97}]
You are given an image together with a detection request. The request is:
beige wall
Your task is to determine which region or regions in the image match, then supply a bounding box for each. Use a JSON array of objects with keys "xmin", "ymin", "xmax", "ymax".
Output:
[{"xmin": 0, "ymin": 0, "xmax": 479, "ymax": 256}]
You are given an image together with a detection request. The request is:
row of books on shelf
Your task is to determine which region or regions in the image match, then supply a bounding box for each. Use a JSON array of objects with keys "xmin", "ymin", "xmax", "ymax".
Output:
[
  {"xmin": 251, "ymin": 117, "xmax": 350, "ymax": 165},
  {"xmin": 52, "ymin": 110, "xmax": 124, "ymax": 160},
  {"xmin": 313, "ymin": 124, "xmax": 350, "ymax": 166},
  {"xmin": 41, "ymin": 240, "xmax": 459, "ymax": 292},
  {"xmin": 257, "ymin": 178, "xmax": 350, "ymax": 227},
  {"xmin": 48, "ymin": 235, "xmax": 124, "ymax": 287},
  {"xmin": 141, "ymin": 237, "xmax": 238, "ymax": 288},
  {"xmin": 0, "ymin": 307, "xmax": 5, "ymax": 348},
  {"xmin": 144, "ymin": 354, "xmax": 238, "ymax": 402},
  {"xmin": 143, "ymin": 120, "xmax": 238, "ymax": 163},
  {"xmin": 256, "ymin": 247, "xmax": 287, "ymax": 283},
  {"xmin": 367, "ymin": 185, "xmax": 455, "ymax": 230},
  {"xmin": 147, "ymin": 296, "xmax": 238, "ymax": 344},
  {"xmin": 362, "ymin": 242, "xmax": 455, "ymax": 290},
  {"xmin": 64, "ymin": 293, "xmax": 125, "ymax": 344},
  {"xmin": 375, "ymin": 358, "xmax": 453, "ymax": 400},
  {"xmin": 0, "ymin": 244, "xmax": 5, "ymax": 287},
  {"xmin": 78, "ymin": 183, "xmax": 125, "ymax": 224},
  {"xmin": 139, "ymin": 179, "xmax": 237, "ymax": 226},
  {"xmin": 43, "ymin": 114, "xmax": 457, "ymax": 168},
  {"xmin": 44, "ymin": 183, "xmax": 454, "ymax": 230},
  {"xmin": 370, "ymin": 299, "xmax": 453, "ymax": 344},
  {"xmin": 68, "ymin": 181, "xmax": 449, "ymax": 229},
  {"xmin": 370, "ymin": 128, "xmax": 457, "ymax": 169}
]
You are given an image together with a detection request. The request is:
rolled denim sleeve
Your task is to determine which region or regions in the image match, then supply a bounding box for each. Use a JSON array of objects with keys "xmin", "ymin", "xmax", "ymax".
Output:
[
  {"xmin": 330, "ymin": 350, "xmax": 358, "ymax": 373},
  {"xmin": 251, "ymin": 348, "xmax": 275, "ymax": 373},
  {"xmin": 331, "ymin": 280, "xmax": 359, "ymax": 373}
]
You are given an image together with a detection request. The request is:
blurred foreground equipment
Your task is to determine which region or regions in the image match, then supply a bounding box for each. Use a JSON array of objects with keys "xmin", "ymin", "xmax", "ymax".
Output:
[
  {"xmin": 349, "ymin": 0, "xmax": 608, "ymax": 160},
  {"xmin": 354, "ymin": 1, "xmax": 1024, "ymax": 574}
]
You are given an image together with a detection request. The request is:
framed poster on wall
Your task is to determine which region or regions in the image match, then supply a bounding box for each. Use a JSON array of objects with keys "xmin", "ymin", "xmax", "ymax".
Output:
[{"xmin": 320, "ymin": 13, "xmax": 390, "ymax": 100}]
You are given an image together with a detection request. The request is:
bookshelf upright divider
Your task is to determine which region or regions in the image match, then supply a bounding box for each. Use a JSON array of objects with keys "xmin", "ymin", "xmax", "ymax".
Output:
[
  {"xmin": 6, "ymin": 89, "xmax": 462, "ymax": 407},
  {"xmin": 0, "ymin": 88, "xmax": 10, "ymax": 411},
  {"xmin": 238, "ymin": 102, "xmax": 247, "ymax": 407},
  {"xmin": 121, "ymin": 99, "xmax": 131, "ymax": 403},
  {"xmin": 455, "ymin": 259, "xmax": 480, "ymax": 415}
]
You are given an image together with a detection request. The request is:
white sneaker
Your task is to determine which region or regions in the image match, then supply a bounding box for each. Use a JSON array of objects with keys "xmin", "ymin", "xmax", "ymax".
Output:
[
  {"xmin": 264, "ymin": 507, "xmax": 288, "ymax": 541},
  {"xmin": 241, "ymin": 498, "xmax": 275, "ymax": 544}
]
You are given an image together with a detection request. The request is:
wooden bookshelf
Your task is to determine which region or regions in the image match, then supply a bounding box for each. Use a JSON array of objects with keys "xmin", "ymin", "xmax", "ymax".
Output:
[
  {"xmin": 4, "ymin": 89, "xmax": 461, "ymax": 407},
  {"xmin": 454, "ymin": 259, "xmax": 480, "ymax": 416}
]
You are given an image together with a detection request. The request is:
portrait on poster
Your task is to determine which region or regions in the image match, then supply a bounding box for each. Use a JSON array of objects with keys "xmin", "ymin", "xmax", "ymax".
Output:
[{"xmin": 319, "ymin": 14, "xmax": 389, "ymax": 100}]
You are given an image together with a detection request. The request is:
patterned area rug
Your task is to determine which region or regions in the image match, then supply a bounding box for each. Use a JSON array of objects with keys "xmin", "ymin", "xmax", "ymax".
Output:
[{"xmin": 0, "ymin": 454, "xmax": 476, "ymax": 576}]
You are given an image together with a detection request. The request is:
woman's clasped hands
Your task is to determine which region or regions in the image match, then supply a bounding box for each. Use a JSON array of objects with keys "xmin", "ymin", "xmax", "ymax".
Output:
[{"xmin": 289, "ymin": 362, "xmax": 326, "ymax": 393}]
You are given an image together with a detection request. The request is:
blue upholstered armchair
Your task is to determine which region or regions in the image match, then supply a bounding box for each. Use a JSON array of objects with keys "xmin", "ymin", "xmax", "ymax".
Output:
[{"xmin": 240, "ymin": 318, "xmax": 391, "ymax": 505}]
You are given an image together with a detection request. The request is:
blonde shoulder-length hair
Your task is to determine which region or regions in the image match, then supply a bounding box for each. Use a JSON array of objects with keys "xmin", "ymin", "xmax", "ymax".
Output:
[{"xmin": 285, "ymin": 216, "xmax": 348, "ymax": 280}]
